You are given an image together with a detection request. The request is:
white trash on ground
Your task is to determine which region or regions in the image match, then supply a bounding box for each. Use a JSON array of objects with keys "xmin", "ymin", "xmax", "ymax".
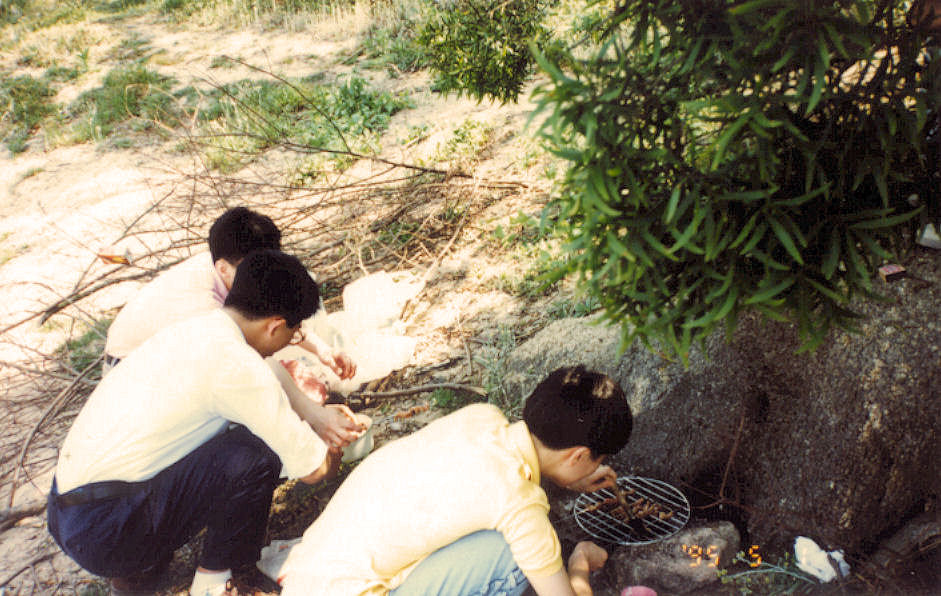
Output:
[
  {"xmin": 256, "ymin": 538, "xmax": 302, "ymax": 585},
  {"xmin": 917, "ymin": 223, "xmax": 941, "ymax": 249},
  {"xmin": 793, "ymin": 536, "xmax": 851, "ymax": 582},
  {"xmin": 276, "ymin": 270, "xmax": 423, "ymax": 395}
]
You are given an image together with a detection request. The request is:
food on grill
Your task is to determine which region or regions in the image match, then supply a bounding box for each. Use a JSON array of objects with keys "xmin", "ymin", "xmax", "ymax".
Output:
[
  {"xmin": 614, "ymin": 483, "xmax": 631, "ymax": 511},
  {"xmin": 574, "ymin": 476, "xmax": 690, "ymax": 546},
  {"xmin": 582, "ymin": 497, "xmax": 618, "ymax": 513},
  {"xmin": 579, "ymin": 493, "xmax": 673, "ymax": 523}
]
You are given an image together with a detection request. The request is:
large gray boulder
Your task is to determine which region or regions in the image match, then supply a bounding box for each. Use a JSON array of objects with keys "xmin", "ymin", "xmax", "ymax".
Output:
[{"xmin": 506, "ymin": 249, "xmax": 940, "ymax": 555}]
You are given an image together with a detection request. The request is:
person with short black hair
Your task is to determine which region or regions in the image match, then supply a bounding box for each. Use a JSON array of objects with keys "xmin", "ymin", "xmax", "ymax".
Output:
[
  {"xmin": 104, "ymin": 207, "xmax": 281, "ymax": 364},
  {"xmin": 48, "ymin": 250, "xmax": 342, "ymax": 596},
  {"xmin": 208, "ymin": 206, "xmax": 282, "ymax": 265},
  {"xmin": 103, "ymin": 206, "xmax": 363, "ymax": 451},
  {"xmin": 279, "ymin": 365, "xmax": 634, "ymax": 596}
]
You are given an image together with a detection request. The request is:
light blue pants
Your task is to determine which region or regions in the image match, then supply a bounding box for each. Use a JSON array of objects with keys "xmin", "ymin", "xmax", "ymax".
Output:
[{"xmin": 390, "ymin": 530, "xmax": 530, "ymax": 596}]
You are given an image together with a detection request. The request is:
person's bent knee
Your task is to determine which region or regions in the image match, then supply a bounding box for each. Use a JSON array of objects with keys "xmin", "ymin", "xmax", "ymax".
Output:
[{"xmin": 216, "ymin": 426, "xmax": 281, "ymax": 488}]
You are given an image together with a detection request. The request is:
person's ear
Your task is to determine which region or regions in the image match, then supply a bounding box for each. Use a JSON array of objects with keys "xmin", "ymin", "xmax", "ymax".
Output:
[
  {"xmin": 214, "ymin": 258, "xmax": 239, "ymax": 290},
  {"xmin": 565, "ymin": 446, "xmax": 592, "ymax": 466},
  {"xmin": 260, "ymin": 316, "xmax": 284, "ymax": 339}
]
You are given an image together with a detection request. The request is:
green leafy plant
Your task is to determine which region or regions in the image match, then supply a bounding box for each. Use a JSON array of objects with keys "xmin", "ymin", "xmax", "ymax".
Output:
[
  {"xmin": 474, "ymin": 325, "xmax": 521, "ymax": 416},
  {"xmin": 194, "ymin": 75, "xmax": 411, "ymax": 172},
  {"xmin": 534, "ymin": 0, "xmax": 940, "ymax": 363},
  {"xmin": 547, "ymin": 295, "xmax": 601, "ymax": 320},
  {"xmin": 357, "ymin": 21, "xmax": 429, "ymax": 74},
  {"xmin": 417, "ymin": 0, "xmax": 554, "ymax": 102},
  {"xmin": 430, "ymin": 388, "xmax": 475, "ymax": 412}
]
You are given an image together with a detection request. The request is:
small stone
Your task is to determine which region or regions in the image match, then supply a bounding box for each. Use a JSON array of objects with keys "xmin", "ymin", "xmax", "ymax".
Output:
[{"xmin": 607, "ymin": 521, "xmax": 741, "ymax": 594}]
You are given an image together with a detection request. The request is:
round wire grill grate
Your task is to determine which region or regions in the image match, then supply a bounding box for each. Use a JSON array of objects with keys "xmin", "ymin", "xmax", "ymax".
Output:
[{"xmin": 574, "ymin": 476, "xmax": 691, "ymax": 546}]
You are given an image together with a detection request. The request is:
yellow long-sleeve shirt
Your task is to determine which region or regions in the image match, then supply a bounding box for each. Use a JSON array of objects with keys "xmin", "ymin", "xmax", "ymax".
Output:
[{"xmin": 281, "ymin": 403, "xmax": 563, "ymax": 595}]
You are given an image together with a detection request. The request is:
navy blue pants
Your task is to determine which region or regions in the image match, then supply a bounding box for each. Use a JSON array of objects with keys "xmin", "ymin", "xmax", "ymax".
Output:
[{"xmin": 47, "ymin": 425, "xmax": 281, "ymax": 578}]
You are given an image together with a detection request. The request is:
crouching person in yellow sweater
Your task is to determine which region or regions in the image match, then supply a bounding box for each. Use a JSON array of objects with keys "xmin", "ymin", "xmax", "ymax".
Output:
[{"xmin": 280, "ymin": 365, "xmax": 634, "ymax": 596}]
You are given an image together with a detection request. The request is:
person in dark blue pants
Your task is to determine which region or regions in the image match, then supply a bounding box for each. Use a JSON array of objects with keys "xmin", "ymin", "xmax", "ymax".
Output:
[{"xmin": 48, "ymin": 250, "xmax": 340, "ymax": 596}]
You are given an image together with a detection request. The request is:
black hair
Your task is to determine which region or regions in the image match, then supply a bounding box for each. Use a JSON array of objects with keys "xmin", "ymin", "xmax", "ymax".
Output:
[
  {"xmin": 523, "ymin": 366, "xmax": 632, "ymax": 457},
  {"xmin": 208, "ymin": 207, "xmax": 281, "ymax": 263},
  {"xmin": 224, "ymin": 250, "xmax": 319, "ymax": 328}
]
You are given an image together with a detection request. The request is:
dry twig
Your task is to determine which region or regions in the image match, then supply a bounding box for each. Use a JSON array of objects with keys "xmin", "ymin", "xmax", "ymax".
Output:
[{"xmin": 350, "ymin": 383, "xmax": 488, "ymax": 401}]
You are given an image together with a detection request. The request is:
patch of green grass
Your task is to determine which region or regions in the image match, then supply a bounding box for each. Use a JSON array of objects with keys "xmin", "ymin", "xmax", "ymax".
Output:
[
  {"xmin": 356, "ymin": 23, "xmax": 428, "ymax": 75},
  {"xmin": 209, "ymin": 55, "xmax": 235, "ymax": 69},
  {"xmin": 0, "ymin": 74, "xmax": 58, "ymax": 153},
  {"xmin": 95, "ymin": 0, "xmax": 151, "ymax": 14},
  {"xmin": 35, "ymin": 2, "xmax": 88, "ymax": 27},
  {"xmin": 160, "ymin": 0, "xmax": 191, "ymax": 15},
  {"xmin": 488, "ymin": 213, "xmax": 565, "ymax": 299},
  {"xmin": 378, "ymin": 221, "xmax": 421, "ymax": 247},
  {"xmin": 400, "ymin": 123, "xmax": 429, "ymax": 146},
  {"xmin": 547, "ymin": 295, "xmax": 601, "ymax": 320},
  {"xmin": 105, "ymin": 34, "xmax": 152, "ymax": 62},
  {"xmin": 429, "ymin": 388, "xmax": 477, "ymax": 412},
  {"xmin": 44, "ymin": 64, "xmax": 84, "ymax": 82},
  {"xmin": 490, "ymin": 212, "xmax": 540, "ymax": 248},
  {"xmin": 0, "ymin": 0, "xmax": 27, "ymax": 25},
  {"xmin": 426, "ymin": 118, "xmax": 496, "ymax": 170},
  {"xmin": 19, "ymin": 166, "xmax": 44, "ymax": 179},
  {"xmin": 69, "ymin": 64, "xmax": 177, "ymax": 142},
  {"xmin": 55, "ymin": 318, "xmax": 112, "ymax": 374},
  {"xmin": 474, "ymin": 325, "xmax": 520, "ymax": 417},
  {"xmin": 160, "ymin": 0, "xmax": 351, "ymax": 26}
]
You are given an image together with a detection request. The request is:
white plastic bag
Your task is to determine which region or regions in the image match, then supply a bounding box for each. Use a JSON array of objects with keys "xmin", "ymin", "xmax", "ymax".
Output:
[{"xmin": 794, "ymin": 536, "xmax": 850, "ymax": 582}]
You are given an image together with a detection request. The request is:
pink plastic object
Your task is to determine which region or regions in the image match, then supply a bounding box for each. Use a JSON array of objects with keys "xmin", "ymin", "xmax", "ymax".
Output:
[{"xmin": 621, "ymin": 587, "xmax": 658, "ymax": 596}]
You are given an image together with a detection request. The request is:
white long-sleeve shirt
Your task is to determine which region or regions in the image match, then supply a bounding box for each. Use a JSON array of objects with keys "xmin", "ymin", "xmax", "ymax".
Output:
[
  {"xmin": 105, "ymin": 253, "xmax": 228, "ymax": 359},
  {"xmin": 56, "ymin": 309, "xmax": 327, "ymax": 493}
]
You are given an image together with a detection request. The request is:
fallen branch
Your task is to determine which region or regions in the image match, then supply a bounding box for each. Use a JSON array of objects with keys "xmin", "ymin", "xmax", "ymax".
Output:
[
  {"xmin": 0, "ymin": 502, "xmax": 47, "ymax": 533},
  {"xmin": 8, "ymin": 354, "xmax": 103, "ymax": 509},
  {"xmin": 0, "ymin": 551, "xmax": 55, "ymax": 589},
  {"xmin": 38, "ymin": 265, "xmax": 180, "ymax": 325},
  {"xmin": 349, "ymin": 383, "xmax": 487, "ymax": 401}
]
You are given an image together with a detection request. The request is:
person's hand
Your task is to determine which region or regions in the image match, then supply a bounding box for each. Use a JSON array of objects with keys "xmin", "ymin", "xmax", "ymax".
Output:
[
  {"xmin": 324, "ymin": 446, "xmax": 343, "ymax": 481},
  {"xmin": 323, "ymin": 351, "xmax": 356, "ymax": 380},
  {"xmin": 567, "ymin": 464, "xmax": 617, "ymax": 493},
  {"xmin": 569, "ymin": 541, "xmax": 609, "ymax": 573},
  {"xmin": 299, "ymin": 445, "xmax": 343, "ymax": 485},
  {"xmin": 310, "ymin": 404, "xmax": 367, "ymax": 449},
  {"xmin": 280, "ymin": 359, "xmax": 328, "ymax": 402}
]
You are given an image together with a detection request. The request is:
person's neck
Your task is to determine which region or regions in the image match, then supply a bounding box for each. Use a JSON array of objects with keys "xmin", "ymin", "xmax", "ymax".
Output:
[
  {"xmin": 531, "ymin": 434, "xmax": 570, "ymax": 479},
  {"xmin": 223, "ymin": 307, "xmax": 265, "ymax": 354}
]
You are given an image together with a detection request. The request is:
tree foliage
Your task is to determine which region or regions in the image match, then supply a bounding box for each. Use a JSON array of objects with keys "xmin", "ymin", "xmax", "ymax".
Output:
[
  {"xmin": 530, "ymin": 0, "xmax": 939, "ymax": 362},
  {"xmin": 417, "ymin": 0, "xmax": 554, "ymax": 102}
]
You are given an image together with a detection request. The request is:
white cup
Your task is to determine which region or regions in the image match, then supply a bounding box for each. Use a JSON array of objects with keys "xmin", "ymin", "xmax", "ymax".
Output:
[{"xmin": 341, "ymin": 414, "xmax": 374, "ymax": 463}]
